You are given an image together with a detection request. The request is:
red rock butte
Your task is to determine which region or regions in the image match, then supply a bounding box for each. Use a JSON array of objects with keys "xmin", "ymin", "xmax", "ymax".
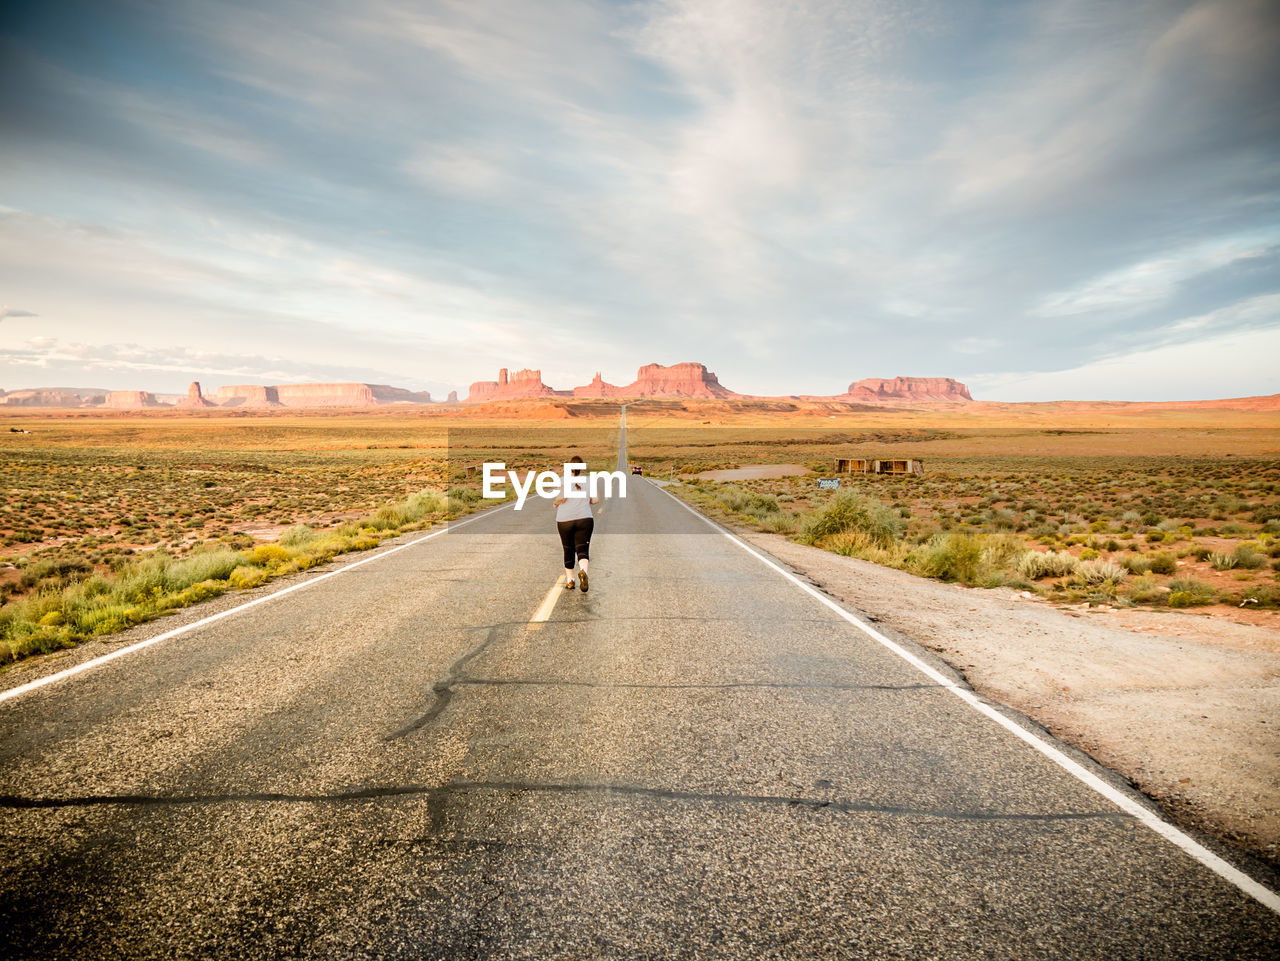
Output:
[
  {"xmin": 843, "ymin": 377, "xmax": 973, "ymax": 404},
  {"xmin": 102, "ymin": 390, "xmax": 160, "ymax": 409},
  {"xmin": 467, "ymin": 368, "xmax": 565, "ymax": 402},
  {"xmin": 178, "ymin": 382, "xmax": 216, "ymax": 409},
  {"xmin": 467, "ymin": 362, "xmax": 741, "ymax": 402},
  {"xmin": 197, "ymin": 383, "xmax": 433, "ymax": 408},
  {"xmin": 465, "ymin": 363, "xmax": 968, "ymax": 404},
  {"xmin": 1, "ymin": 367, "xmax": 976, "ymax": 408}
]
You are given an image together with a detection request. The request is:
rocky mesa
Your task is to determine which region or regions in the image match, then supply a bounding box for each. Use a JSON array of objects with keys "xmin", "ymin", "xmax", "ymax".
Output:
[
  {"xmin": 102, "ymin": 390, "xmax": 160, "ymax": 409},
  {"xmin": 468, "ymin": 362, "xmax": 740, "ymax": 402},
  {"xmin": 2, "ymin": 366, "xmax": 975, "ymax": 408},
  {"xmin": 0, "ymin": 387, "xmax": 108, "ymax": 407},
  {"xmin": 469, "ymin": 363, "xmax": 963, "ymax": 404},
  {"xmin": 578, "ymin": 362, "xmax": 740, "ymax": 399},
  {"xmin": 467, "ymin": 368, "xmax": 566, "ymax": 403},
  {"xmin": 842, "ymin": 376, "xmax": 973, "ymax": 404}
]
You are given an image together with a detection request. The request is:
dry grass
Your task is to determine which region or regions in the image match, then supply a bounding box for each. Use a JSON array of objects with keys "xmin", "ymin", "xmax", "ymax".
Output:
[{"xmin": 3, "ymin": 401, "xmax": 1278, "ymax": 663}]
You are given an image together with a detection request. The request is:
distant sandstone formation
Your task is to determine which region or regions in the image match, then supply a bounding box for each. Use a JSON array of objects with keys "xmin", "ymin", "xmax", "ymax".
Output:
[
  {"xmin": 467, "ymin": 368, "xmax": 567, "ymax": 402},
  {"xmin": 178, "ymin": 381, "xmax": 216, "ymax": 409},
  {"xmin": 467, "ymin": 362, "xmax": 739, "ymax": 402},
  {"xmin": 103, "ymin": 390, "xmax": 160, "ymax": 409},
  {"xmin": 366, "ymin": 384, "xmax": 432, "ymax": 404},
  {"xmin": 842, "ymin": 377, "xmax": 973, "ymax": 403},
  {"xmin": 468, "ymin": 363, "xmax": 967, "ymax": 404},
  {"xmin": 569, "ymin": 362, "xmax": 740, "ymax": 399},
  {"xmin": 273, "ymin": 383, "xmax": 431, "ymax": 406},
  {"xmin": 211, "ymin": 384, "xmax": 281, "ymax": 407},
  {"xmin": 446, "ymin": 390, "xmax": 459, "ymax": 403},
  {"xmin": 1, "ymin": 368, "xmax": 976, "ymax": 408},
  {"xmin": 0, "ymin": 388, "xmax": 107, "ymax": 407},
  {"xmin": 182, "ymin": 383, "xmax": 431, "ymax": 408}
]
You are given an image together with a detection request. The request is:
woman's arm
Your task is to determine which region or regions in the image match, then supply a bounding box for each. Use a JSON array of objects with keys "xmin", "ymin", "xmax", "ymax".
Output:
[{"xmin": 554, "ymin": 497, "xmax": 566, "ymax": 507}]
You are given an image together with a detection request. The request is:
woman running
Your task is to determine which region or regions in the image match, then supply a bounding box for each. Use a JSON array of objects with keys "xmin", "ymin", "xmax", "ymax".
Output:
[{"xmin": 554, "ymin": 455, "xmax": 598, "ymax": 591}]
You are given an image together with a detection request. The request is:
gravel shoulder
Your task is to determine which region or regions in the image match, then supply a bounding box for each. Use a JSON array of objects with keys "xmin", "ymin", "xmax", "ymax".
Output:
[{"xmin": 740, "ymin": 530, "xmax": 1280, "ymax": 871}]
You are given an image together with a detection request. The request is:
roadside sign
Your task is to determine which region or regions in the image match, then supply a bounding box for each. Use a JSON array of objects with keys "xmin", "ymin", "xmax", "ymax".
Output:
[{"xmin": 818, "ymin": 478, "xmax": 841, "ymax": 490}]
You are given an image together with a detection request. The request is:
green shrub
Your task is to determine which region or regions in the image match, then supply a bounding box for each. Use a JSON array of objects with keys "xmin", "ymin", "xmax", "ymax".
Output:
[
  {"xmin": 279, "ymin": 524, "xmax": 317, "ymax": 548},
  {"xmin": 250, "ymin": 544, "xmax": 291, "ymax": 568},
  {"xmin": 1209, "ymin": 551, "xmax": 1237, "ymax": 570},
  {"xmin": 1148, "ymin": 552, "xmax": 1177, "ymax": 575},
  {"xmin": 228, "ymin": 565, "xmax": 266, "ymax": 590},
  {"xmin": 1017, "ymin": 550, "xmax": 1078, "ymax": 580},
  {"xmin": 910, "ymin": 531, "xmax": 983, "ymax": 583},
  {"xmin": 1252, "ymin": 504, "xmax": 1280, "ymax": 525},
  {"xmin": 404, "ymin": 489, "xmax": 448, "ymax": 519},
  {"xmin": 716, "ymin": 489, "xmax": 781, "ymax": 519},
  {"xmin": 115, "ymin": 553, "xmax": 177, "ymax": 600},
  {"xmin": 799, "ymin": 492, "xmax": 904, "ymax": 548},
  {"xmin": 1074, "ymin": 559, "xmax": 1128, "ymax": 586},
  {"xmin": 169, "ymin": 548, "xmax": 242, "ymax": 584},
  {"xmin": 1126, "ymin": 575, "xmax": 1168, "ymax": 604},
  {"xmin": 980, "ymin": 533, "xmax": 1026, "ymax": 570},
  {"xmin": 448, "ymin": 486, "xmax": 481, "ymax": 507},
  {"xmin": 760, "ymin": 512, "xmax": 798, "ymax": 535},
  {"xmin": 1121, "ymin": 554, "xmax": 1151, "ymax": 574},
  {"xmin": 1167, "ymin": 578, "xmax": 1216, "ymax": 607},
  {"xmin": 18, "ymin": 557, "xmax": 93, "ymax": 590},
  {"xmin": 1233, "ymin": 543, "xmax": 1267, "ymax": 570}
]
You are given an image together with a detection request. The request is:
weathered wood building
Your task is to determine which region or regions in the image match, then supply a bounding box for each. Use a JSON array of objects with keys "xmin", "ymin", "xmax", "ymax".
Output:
[{"xmin": 834, "ymin": 458, "xmax": 924, "ymax": 476}]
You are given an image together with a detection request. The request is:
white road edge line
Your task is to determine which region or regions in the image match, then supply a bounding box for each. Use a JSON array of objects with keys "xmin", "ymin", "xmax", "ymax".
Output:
[
  {"xmin": 0, "ymin": 504, "xmax": 513, "ymax": 706},
  {"xmin": 655, "ymin": 483, "xmax": 1280, "ymax": 915}
]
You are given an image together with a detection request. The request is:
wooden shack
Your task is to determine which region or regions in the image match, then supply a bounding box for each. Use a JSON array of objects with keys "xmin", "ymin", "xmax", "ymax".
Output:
[
  {"xmin": 834, "ymin": 458, "xmax": 924, "ymax": 476},
  {"xmin": 873, "ymin": 458, "xmax": 924, "ymax": 475},
  {"xmin": 834, "ymin": 458, "xmax": 873, "ymax": 473}
]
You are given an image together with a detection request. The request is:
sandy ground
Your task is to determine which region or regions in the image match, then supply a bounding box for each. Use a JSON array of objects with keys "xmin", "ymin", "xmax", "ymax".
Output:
[
  {"xmin": 694, "ymin": 463, "xmax": 813, "ymax": 480},
  {"xmin": 741, "ymin": 531, "xmax": 1280, "ymax": 870}
]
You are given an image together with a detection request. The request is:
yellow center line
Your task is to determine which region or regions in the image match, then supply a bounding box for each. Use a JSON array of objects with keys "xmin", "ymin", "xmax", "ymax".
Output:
[{"xmin": 528, "ymin": 575, "xmax": 568, "ymax": 631}]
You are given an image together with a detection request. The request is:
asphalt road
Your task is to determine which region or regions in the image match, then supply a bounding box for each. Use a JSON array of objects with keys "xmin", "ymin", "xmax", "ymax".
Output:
[{"xmin": 1, "ymin": 410, "xmax": 1278, "ymax": 959}]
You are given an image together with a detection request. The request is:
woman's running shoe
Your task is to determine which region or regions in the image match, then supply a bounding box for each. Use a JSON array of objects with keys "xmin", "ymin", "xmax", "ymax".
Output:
[{"xmin": 579, "ymin": 570, "xmax": 589, "ymax": 593}]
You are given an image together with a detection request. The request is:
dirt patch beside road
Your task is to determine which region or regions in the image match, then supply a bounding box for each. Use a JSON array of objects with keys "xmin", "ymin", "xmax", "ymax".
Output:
[{"xmin": 741, "ymin": 530, "xmax": 1280, "ymax": 870}]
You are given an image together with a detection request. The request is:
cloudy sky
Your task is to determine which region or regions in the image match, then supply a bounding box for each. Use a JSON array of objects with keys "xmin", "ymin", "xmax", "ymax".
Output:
[{"xmin": 1, "ymin": 0, "xmax": 1277, "ymax": 401}]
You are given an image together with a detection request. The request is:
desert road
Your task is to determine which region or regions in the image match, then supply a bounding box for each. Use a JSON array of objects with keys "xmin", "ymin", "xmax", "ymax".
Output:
[{"xmin": 1, "ymin": 410, "xmax": 1278, "ymax": 959}]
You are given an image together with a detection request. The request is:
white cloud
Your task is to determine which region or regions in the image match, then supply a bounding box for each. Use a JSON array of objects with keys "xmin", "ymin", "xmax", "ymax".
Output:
[
  {"xmin": 1161, "ymin": 292, "xmax": 1280, "ymax": 336},
  {"xmin": 4, "ymin": 338, "xmax": 324, "ymax": 382},
  {"xmin": 969, "ymin": 324, "xmax": 1280, "ymax": 402},
  {"xmin": 953, "ymin": 337, "xmax": 1002, "ymax": 355},
  {"xmin": 1035, "ymin": 232, "xmax": 1279, "ymax": 318},
  {"xmin": 402, "ymin": 142, "xmax": 511, "ymax": 198}
]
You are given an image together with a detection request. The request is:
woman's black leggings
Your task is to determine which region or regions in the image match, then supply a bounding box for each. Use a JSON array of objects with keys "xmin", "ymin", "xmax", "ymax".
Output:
[{"xmin": 557, "ymin": 517, "xmax": 594, "ymax": 568}]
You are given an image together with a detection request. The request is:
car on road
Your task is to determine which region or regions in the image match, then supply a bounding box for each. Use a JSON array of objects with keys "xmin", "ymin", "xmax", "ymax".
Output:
[{"xmin": 630, "ymin": 463, "xmax": 642, "ymax": 475}]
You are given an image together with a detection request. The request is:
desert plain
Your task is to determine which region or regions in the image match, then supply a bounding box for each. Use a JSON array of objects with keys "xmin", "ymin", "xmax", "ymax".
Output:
[{"xmin": 2, "ymin": 395, "xmax": 1279, "ymax": 870}]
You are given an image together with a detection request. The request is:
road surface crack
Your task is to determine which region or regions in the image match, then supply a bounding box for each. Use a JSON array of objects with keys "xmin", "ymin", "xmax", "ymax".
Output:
[
  {"xmin": 0, "ymin": 779, "xmax": 1128, "ymax": 823},
  {"xmin": 384, "ymin": 624, "xmax": 504, "ymax": 741}
]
